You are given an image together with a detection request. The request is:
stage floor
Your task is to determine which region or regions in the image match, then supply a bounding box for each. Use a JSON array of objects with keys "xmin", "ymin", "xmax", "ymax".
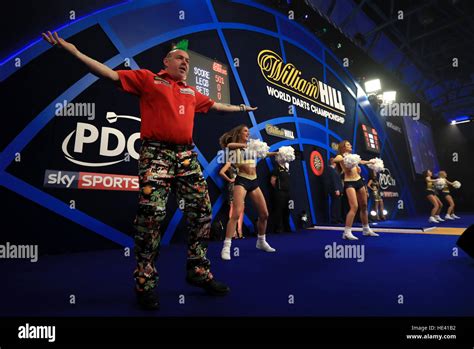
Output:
[
  {"xmin": 312, "ymin": 213, "xmax": 473, "ymax": 234},
  {"xmin": 1, "ymin": 214, "xmax": 473, "ymax": 317}
]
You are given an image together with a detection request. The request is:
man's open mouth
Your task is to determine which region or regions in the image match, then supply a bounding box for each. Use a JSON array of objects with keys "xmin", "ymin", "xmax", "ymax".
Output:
[{"xmin": 179, "ymin": 67, "xmax": 186, "ymax": 73}]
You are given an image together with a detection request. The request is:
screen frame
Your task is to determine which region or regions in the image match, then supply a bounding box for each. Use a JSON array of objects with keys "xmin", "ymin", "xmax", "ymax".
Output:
[{"xmin": 186, "ymin": 49, "xmax": 231, "ymax": 104}]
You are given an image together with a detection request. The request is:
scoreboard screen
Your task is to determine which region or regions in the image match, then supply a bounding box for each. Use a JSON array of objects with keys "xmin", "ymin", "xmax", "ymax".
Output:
[
  {"xmin": 187, "ymin": 50, "xmax": 230, "ymax": 104},
  {"xmin": 361, "ymin": 124, "xmax": 381, "ymax": 154}
]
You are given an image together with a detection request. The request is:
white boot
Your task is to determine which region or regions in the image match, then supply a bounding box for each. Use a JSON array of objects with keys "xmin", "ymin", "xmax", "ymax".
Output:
[
  {"xmin": 342, "ymin": 228, "xmax": 359, "ymax": 240},
  {"xmin": 221, "ymin": 239, "xmax": 231, "ymax": 260},
  {"xmin": 429, "ymin": 216, "xmax": 439, "ymax": 223},
  {"xmin": 362, "ymin": 226, "xmax": 379, "ymax": 237},
  {"xmin": 445, "ymin": 214, "xmax": 454, "ymax": 220},
  {"xmin": 256, "ymin": 235, "xmax": 276, "ymax": 252},
  {"xmin": 451, "ymin": 213, "xmax": 461, "ymax": 219},
  {"xmin": 435, "ymin": 215, "xmax": 445, "ymax": 222}
]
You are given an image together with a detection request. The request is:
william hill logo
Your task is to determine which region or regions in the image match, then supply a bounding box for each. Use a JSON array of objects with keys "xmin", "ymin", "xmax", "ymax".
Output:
[{"xmin": 257, "ymin": 49, "xmax": 346, "ymax": 115}]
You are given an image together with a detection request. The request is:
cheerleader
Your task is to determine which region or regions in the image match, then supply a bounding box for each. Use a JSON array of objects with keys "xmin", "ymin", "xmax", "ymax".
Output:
[
  {"xmin": 423, "ymin": 169, "xmax": 444, "ymax": 223},
  {"xmin": 218, "ymin": 125, "xmax": 278, "ymax": 260},
  {"xmin": 219, "ymin": 162, "xmax": 244, "ymax": 238},
  {"xmin": 438, "ymin": 170, "xmax": 461, "ymax": 220},
  {"xmin": 333, "ymin": 140, "xmax": 379, "ymax": 240}
]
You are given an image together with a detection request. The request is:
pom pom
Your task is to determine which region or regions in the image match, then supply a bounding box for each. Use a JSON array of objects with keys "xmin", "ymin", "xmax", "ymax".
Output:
[
  {"xmin": 276, "ymin": 146, "xmax": 296, "ymax": 163},
  {"xmin": 367, "ymin": 157, "xmax": 385, "ymax": 173},
  {"xmin": 434, "ymin": 178, "xmax": 446, "ymax": 190},
  {"xmin": 247, "ymin": 138, "xmax": 269, "ymax": 158},
  {"xmin": 343, "ymin": 153, "xmax": 361, "ymax": 169},
  {"xmin": 452, "ymin": 180, "xmax": 461, "ymax": 189}
]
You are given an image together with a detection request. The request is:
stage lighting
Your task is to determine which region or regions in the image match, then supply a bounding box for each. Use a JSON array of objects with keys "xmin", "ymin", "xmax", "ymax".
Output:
[
  {"xmin": 298, "ymin": 210, "xmax": 309, "ymax": 228},
  {"xmin": 450, "ymin": 116, "xmax": 471, "ymax": 125},
  {"xmin": 383, "ymin": 209, "xmax": 388, "ymax": 216},
  {"xmin": 382, "ymin": 91, "xmax": 396, "ymax": 103},
  {"xmin": 370, "ymin": 210, "xmax": 377, "ymax": 217},
  {"xmin": 364, "ymin": 79, "xmax": 381, "ymax": 94},
  {"xmin": 452, "ymin": 120, "xmax": 470, "ymax": 125}
]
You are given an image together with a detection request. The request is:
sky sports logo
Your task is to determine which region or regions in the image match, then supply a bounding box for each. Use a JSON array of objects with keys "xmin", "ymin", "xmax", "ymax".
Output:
[{"xmin": 44, "ymin": 170, "xmax": 139, "ymax": 191}]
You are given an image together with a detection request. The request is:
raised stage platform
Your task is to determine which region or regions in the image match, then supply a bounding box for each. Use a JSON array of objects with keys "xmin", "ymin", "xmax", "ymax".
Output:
[
  {"xmin": 1, "ymin": 214, "xmax": 473, "ymax": 318},
  {"xmin": 311, "ymin": 213, "xmax": 473, "ymax": 235}
]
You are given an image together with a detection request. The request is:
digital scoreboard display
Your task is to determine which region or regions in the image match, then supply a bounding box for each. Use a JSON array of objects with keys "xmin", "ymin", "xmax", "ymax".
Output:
[
  {"xmin": 187, "ymin": 50, "xmax": 231, "ymax": 104},
  {"xmin": 361, "ymin": 124, "xmax": 381, "ymax": 154}
]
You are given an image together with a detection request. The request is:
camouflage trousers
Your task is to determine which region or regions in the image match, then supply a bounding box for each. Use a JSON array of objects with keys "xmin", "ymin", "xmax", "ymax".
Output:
[{"xmin": 133, "ymin": 141, "xmax": 213, "ymax": 292}]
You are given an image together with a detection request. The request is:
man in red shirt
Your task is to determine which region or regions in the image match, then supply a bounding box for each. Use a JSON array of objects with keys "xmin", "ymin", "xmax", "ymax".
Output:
[{"xmin": 43, "ymin": 31, "xmax": 257, "ymax": 310}]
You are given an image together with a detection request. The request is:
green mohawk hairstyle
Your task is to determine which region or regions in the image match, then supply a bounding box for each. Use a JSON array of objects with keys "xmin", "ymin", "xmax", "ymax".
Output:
[{"xmin": 172, "ymin": 39, "xmax": 189, "ymax": 52}]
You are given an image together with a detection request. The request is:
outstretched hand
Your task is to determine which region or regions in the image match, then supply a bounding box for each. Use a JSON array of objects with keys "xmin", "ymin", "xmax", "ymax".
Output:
[
  {"xmin": 41, "ymin": 31, "xmax": 77, "ymax": 54},
  {"xmin": 244, "ymin": 105, "xmax": 258, "ymax": 111}
]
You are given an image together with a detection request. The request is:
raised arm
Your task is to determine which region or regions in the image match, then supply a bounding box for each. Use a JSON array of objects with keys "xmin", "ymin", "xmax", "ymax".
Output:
[
  {"xmin": 42, "ymin": 31, "xmax": 119, "ymax": 81},
  {"xmin": 210, "ymin": 103, "xmax": 257, "ymax": 113},
  {"xmin": 359, "ymin": 159, "xmax": 375, "ymax": 165}
]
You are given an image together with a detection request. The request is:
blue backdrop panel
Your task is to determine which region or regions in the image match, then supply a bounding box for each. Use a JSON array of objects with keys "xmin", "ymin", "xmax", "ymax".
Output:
[{"xmin": 1, "ymin": 0, "xmax": 419, "ymax": 253}]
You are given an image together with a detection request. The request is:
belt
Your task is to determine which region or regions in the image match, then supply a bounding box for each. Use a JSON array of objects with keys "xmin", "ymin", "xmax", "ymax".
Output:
[
  {"xmin": 237, "ymin": 173, "xmax": 257, "ymax": 180},
  {"xmin": 143, "ymin": 140, "xmax": 195, "ymax": 152}
]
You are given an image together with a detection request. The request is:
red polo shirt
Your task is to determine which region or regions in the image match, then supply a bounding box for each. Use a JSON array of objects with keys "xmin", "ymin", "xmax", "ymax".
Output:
[{"xmin": 117, "ymin": 69, "xmax": 215, "ymax": 144}]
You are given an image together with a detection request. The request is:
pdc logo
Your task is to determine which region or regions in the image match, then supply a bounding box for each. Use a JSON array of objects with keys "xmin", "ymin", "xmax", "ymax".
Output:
[
  {"xmin": 379, "ymin": 168, "xmax": 396, "ymax": 190},
  {"xmin": 62, "ymin": 112, "xmax": 140, "ymax": 167}
]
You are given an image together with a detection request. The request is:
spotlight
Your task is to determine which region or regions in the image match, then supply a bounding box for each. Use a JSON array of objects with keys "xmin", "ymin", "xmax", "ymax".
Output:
[
  {"xmin": 451, "ymin": 120, "xmax": 470, "ymax": 125},
  {"xmin": 370, "ymin": 210, "xmax": 377, "ymax": 217},
  {"xmin": 450, "ymin": 116, "xmax": 471, "ymax": 125},
  {"xmin": 382, "ymin": 91, "xmax": 397, "ymax": 103},
  {"xmin": 364, "ymin": 79, "xmax": 381, "ymax": 94},
  {"xmin": 383, "ymin": 209, "xmax": 388, "ymax": 216}
]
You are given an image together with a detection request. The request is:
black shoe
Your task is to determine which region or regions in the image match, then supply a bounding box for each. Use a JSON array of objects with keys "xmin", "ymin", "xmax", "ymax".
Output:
[
  {"xmin": 186, "ymin": 277, "xmax": 230, "ymax": 296},
  {"xmin": 136, "ymin": 289, "xmax": 160, "ymax": 310}
]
